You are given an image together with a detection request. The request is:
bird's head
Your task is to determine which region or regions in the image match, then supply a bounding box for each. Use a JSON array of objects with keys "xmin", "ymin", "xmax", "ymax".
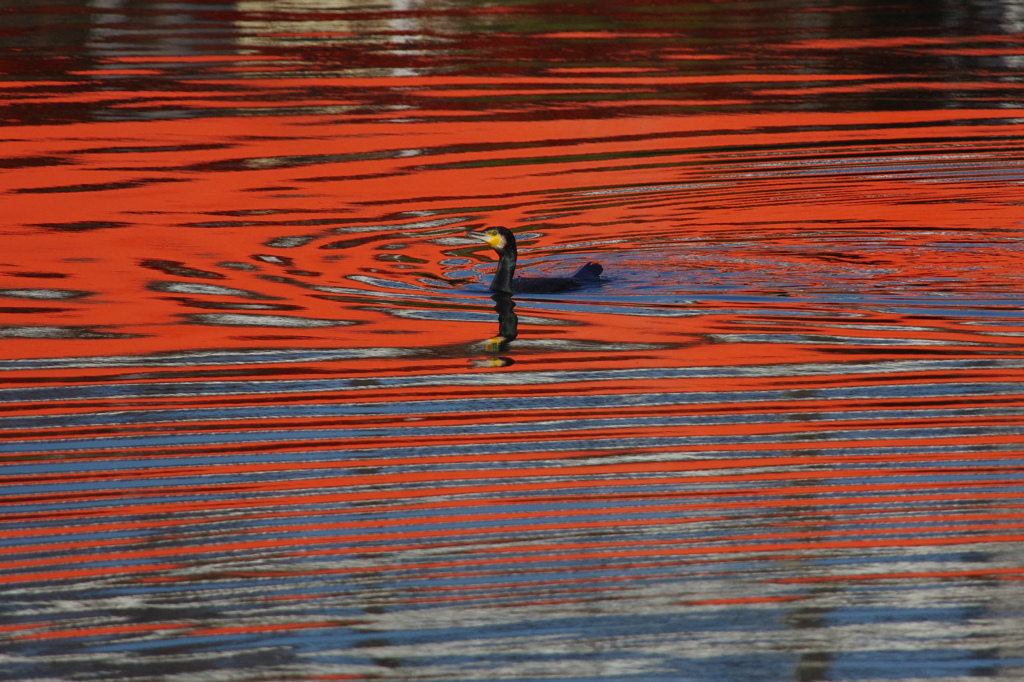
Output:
[{"xmin": 468, "ymin": 226, "xmax": 515, "ymax": 253}]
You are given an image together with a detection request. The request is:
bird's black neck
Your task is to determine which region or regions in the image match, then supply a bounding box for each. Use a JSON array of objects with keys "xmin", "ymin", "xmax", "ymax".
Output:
[{"xmin": 491, "ymin": 242, "xmax": 517, "ymax": 294}]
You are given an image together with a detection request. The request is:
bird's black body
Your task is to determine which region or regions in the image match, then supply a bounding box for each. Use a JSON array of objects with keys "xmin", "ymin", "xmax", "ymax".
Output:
[{"xmin": 468, "ymin": 226, "xmax": 603, "ymax": 295}]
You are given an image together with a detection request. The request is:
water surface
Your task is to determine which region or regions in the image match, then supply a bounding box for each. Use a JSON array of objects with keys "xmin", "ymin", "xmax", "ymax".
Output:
[{"xmin": 3, "ymin": 1, "xmax": 1024, "ymax": 680}]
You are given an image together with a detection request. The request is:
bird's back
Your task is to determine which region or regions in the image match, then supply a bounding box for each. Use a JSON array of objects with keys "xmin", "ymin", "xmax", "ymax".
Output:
[{"xmin": 508, "ymin": 262, "xmax": 604, "ymax": 294}]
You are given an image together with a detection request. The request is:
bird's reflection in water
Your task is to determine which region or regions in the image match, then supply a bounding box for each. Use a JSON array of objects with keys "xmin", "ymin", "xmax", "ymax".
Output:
[{"xmin": 471, "ymin": 293, "xmax": 518, "ymax": 368}]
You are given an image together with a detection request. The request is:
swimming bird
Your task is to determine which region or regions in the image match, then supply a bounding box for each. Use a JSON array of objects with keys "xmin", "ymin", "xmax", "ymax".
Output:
[{"xmin": 467, "ymin": 226, "xmax": 603, "ymax": 294}]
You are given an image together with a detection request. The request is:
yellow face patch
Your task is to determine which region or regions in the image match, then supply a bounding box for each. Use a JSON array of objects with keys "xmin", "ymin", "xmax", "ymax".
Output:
[
  {"xmin": 469, "ymin": 228, "xmax": 508, "ymax": 250},
  {"xmin": 484, "ymin": 229, "xmax": 506, "ymax": 250}
]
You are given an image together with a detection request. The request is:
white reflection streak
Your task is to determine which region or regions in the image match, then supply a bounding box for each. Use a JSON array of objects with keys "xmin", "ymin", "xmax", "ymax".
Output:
[
  {"xmin": 87, "ymin": 0, "xmax": 215, "ymax": 59},
  {"xmin": 2, "ymin": 358, "xmax": 1024, "ymax": 404}
]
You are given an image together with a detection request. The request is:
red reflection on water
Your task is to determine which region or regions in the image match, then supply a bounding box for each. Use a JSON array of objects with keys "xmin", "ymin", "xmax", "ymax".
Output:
[
  {"xmin": 3, "ymin": 3, "xmax": 1024, "ymax": 676},
  {"xmin": 2, "ymin": 104, "xmax": 1022, "ymax": 358}
]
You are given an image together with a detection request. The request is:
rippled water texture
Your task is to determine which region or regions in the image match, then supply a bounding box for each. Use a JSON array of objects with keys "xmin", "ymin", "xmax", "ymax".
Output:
[{"xmin": 3, "ymin": 1, "xmax": 1024, "ymax": 680}]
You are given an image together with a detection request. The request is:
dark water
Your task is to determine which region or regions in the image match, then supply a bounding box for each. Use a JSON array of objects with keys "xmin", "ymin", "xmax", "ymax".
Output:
[{"xmin": 3, "ymin": 1, "xmax": 1024, "ymax": 680}]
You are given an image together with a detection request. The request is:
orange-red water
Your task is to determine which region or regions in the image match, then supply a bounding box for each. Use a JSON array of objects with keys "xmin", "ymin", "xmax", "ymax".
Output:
[{"xmin": 3, "ymin": 1, "xmax": 1024, "ymax": 680}]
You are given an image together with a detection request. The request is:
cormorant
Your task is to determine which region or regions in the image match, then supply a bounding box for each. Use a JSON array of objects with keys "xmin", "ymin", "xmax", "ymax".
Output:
[{"xmin": 468, "ymin": 226, "xmax": 603, "ymax": 294}]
